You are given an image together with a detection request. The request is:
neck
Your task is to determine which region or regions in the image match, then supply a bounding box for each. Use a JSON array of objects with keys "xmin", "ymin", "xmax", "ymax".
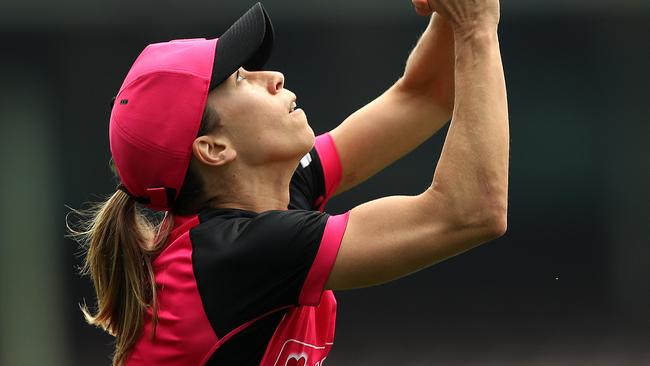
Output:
[{"xmin": 203, "ymin": 160, "xmax": 297, "ymax": 213}]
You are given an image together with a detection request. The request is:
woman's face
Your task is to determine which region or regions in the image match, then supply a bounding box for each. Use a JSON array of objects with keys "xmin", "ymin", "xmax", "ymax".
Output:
[{"xmin": 206, "ymin": 68, "xmax": 315, "ymax": 167}]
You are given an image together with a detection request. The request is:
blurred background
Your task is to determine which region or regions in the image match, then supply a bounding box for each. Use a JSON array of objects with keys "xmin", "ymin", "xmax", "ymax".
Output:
[{"xmin": 1, "ymin": 0, "xmax": 648, "ymax": 365}]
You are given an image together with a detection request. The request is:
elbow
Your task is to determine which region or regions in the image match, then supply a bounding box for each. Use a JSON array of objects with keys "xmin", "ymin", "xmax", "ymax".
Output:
[
  {"xmin": 455, "ymin": 199, "xmax": 508, "ymax": 241},
  {"xmin": 395, "ymin": 77, "xmax": 455, "ymax": 117},
  {"xmin": 423, "ymin": 186, "xmax": 508, "ymax": 240},
  {"xmin": 472, "ymin": 197, "xmax": 508, "ymax": 240},
  {"xmin": 482, "ymin": 207, "xmax": 507, "ymax": 240}
]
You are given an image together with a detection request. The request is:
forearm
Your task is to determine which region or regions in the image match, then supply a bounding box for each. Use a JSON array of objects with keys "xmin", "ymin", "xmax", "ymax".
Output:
[
  {"xmin": 328, "ymin": 13, "xmax": 457, "ymax": 196},
  {"xmin": 429, "ymin": 26, "xmax": 509, "ymax": 228},
  {"xmin": 397, "ymin": 13, "xmax": 455, "ymax": 110}
]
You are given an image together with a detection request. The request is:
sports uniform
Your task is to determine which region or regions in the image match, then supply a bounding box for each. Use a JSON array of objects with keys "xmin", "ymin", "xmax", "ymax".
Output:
[
  {"xmin": 107, "ymin": 3, "xmax": 351, "ymax": 365},
  {"xmin": 126, "ymin": 134, "xmax": 348, "ymax": 366}
]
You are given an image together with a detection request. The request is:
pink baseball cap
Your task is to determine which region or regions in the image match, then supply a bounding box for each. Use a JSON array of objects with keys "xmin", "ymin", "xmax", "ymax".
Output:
[{"xmin": 109, "ymin": 3, "xmax": 274, "ymax": 211}]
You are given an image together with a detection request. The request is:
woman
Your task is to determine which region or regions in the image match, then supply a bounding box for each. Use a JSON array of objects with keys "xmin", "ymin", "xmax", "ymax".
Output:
[{"xmin": 72, "ymin": 0, "xmax": 508, "ymax": 365}]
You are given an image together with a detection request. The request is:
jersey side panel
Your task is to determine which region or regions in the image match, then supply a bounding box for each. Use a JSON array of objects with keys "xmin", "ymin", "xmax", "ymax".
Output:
[{"xmin": 127, "ymin": 216, "xmax": 218, "ymax": 366}]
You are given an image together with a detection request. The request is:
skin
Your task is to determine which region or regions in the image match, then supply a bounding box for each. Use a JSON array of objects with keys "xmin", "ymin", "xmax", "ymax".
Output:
[
  {"xmin": 193, "ymin": 0, "xmax": 509, "ymax": 291},
  {"xmin": 192, "ymin": 68, "xmax": 315, "ymax": 213}
]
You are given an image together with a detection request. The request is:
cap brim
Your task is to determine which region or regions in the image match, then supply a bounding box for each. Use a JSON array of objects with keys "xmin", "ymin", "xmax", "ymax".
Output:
[{"xmin": 210, "ymin": 2, "xmax": 275, "ymax": 90}]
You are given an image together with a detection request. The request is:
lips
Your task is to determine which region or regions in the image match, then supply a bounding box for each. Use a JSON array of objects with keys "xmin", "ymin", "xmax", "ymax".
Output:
[{"xmin": 289, "ymin": 100, "xmax": 297, "ymax": 113}]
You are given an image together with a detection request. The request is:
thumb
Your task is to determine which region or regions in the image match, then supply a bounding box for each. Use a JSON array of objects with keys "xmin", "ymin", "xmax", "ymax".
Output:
[
  {"xmin": 411, "ymin": 0, "xmax": 431, "ymax": 10},
  {"xmin": 411, "ymin": 0, "xmax": 433, "ymax": 16}
]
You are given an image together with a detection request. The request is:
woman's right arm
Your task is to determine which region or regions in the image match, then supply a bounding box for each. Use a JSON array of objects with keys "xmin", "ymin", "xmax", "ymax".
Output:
[{"xmin": 326, "ymin": 0, "xmax": 508, "ymax": 290}]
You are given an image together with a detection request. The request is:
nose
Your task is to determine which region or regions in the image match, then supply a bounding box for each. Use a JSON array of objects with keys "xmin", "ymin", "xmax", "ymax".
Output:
[
  {"xmin": 264, "ymin": 71, "xmax": 284, "ymax": 94},
  {"xmin": 242, "ymin": 69, "xmax": 284, "ymax": 94}
]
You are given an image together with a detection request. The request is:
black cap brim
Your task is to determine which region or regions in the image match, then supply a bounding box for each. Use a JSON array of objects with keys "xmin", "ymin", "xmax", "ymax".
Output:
[{"xmin": 210, "ymin": 2, "xmax": 275, "ymax": 90}]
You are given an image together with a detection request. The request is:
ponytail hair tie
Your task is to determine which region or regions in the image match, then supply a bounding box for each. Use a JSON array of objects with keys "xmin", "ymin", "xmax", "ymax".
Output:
[{"xmin": 116, "ymin": 184, "xmax": 151, "ymax": 205}]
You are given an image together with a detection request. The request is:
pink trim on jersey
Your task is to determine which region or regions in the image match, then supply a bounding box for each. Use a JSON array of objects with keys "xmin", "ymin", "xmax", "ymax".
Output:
[
  {"xmin": 127, "ymin": 215, "xmax": 218, "ymax": 366},
  {"xmin": 299, "ymin": 212, "xmax": 350, "ymax": 305},
  {"xmin": 153, "ymin": 214, "xmax": 199, "ymax": 260},
  {"xmin": 314, "ymin": 133, "xmax": 343, "ymax": 206}
]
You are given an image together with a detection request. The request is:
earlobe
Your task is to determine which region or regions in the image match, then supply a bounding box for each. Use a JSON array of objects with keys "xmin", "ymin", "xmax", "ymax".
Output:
[{"xmin": 192, "ymin": 136, "xmax": 236, "ymax": 167}]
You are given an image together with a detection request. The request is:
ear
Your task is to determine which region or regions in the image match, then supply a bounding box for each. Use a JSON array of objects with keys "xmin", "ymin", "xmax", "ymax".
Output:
[{"xmin": 192, "ymin": 135, "xmax": 237, "ymax": 167}]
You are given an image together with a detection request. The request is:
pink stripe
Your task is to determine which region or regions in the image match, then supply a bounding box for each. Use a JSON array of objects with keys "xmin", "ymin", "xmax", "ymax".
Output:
[
  {"xmin": 199, "ymin": 305, "xmax": 293, "ymax": 366},
  {"xmin": 129, "ymin": 227, "xmax": 216, "ymax": 366},
  {"xmin": 299, "ymin": 212, "xmax": 350, "ymax": 305},
  {"xmin": 314, "ymin": 133, "xmax": 343, "ymax": 200},
  {"xmin": 153, "ymin": 215, "xmax": 199, "ymax": 264}
]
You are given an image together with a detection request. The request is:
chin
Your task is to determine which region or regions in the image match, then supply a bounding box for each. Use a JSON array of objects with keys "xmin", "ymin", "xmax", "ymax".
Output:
[
  {"xmin": 287, "ymin": 128, "xmax": 314, "ymax": 165},
  {"xmin": 302, "ymin": 124, "xmax": 316, "ymax": 152}
]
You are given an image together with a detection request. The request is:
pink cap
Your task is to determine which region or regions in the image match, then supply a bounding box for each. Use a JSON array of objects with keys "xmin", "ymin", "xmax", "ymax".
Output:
[{"xmin": 109, "ymin": 3, "xmax": 274, "ymax": 211}]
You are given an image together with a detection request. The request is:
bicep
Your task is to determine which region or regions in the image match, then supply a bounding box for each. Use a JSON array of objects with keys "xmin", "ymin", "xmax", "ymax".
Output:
[{"xmin": 325, "ymin": 191, "xmax": 491, "ymax": 290}]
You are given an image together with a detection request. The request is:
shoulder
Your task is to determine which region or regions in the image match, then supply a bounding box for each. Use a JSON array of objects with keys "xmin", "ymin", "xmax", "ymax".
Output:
[
  {"xmin": 191, "ymin": 209, "xmax": 330, "ymax": 247},
  {"xmin": 250, "ymin": 210, "xmax": 330, "ymax": 241}
]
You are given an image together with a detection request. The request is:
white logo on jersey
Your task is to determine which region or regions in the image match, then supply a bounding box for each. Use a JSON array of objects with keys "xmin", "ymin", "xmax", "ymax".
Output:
[
  {"xmin": 285, "ymin": 353, "xmax": 307, "ymax": 366},
  {"xmin": 300, "ymin": 153, "xmax": 312, "ymax": 168},
  {"xmin": 283, "ymin": 354, "xmax": 327, "ymax": 366},
  {"xmin": 273, "ymin": 339, "xmax": 331, "ymax": 366}
]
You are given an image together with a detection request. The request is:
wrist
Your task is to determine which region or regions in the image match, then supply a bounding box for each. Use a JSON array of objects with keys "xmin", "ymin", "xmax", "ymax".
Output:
[{"xmin": 453, "ymin": 23, "xmax": 498, "ymax": 44}]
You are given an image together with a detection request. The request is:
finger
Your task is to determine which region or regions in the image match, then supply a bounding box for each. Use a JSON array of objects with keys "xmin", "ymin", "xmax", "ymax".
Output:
[
  {"xmin": 413, "ymin": 5, "xmax": 433, "ymax": 16},
  {"xmin": 411, "ymin": 0, "xmax": 432, "ymax": 11},
  {"xmin": 411, "ymin": 0, "xmax": 433, "ymax": 16},
  {"xmin": 414, "ymin": 7, "xmax": 434, "ymax": 16}
]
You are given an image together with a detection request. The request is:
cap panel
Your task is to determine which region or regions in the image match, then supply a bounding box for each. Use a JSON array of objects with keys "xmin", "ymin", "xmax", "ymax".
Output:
[
  {"xmin": 109, "ymin": 38, "xmax": 217, "ymax": 209},
  {"xmin": 112, "ymin": 71, "xmax": 208, "ymax": 157},
  {"xmin": 119, "ymin": 39, "xmax": 216, "ymax": 93},
  {"xmin": 110, "ymin": 121, "xmax": 189, "ymax": 207},
  {"xmin": 110, "ymin": 70, "xmax": 209, "ymax": 201},
  {"xmin": 246, "ymin": 5, "xmax": 274, "ymax": 70},
  {"xmin": 210, "ymin": 3, "xmax": 274, "ymax": 89}
]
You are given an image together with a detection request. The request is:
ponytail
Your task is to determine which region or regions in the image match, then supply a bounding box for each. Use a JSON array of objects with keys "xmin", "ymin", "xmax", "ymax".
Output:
[
  {"xmin": 70, "ymin": 103, "xmax": 221, "ymax": 364},
  {"xmin": 69, "ymin": 190, "xmax": 172, "ymax": 365}
]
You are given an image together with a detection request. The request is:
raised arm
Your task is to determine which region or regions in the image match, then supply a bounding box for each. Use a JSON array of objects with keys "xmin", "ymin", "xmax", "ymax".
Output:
[
  {"xmin": 326, "ymin": 0, "xmax": 508, "ymax": 290},
  {"xmin": 329, "ymin": 12, "xmax": 454, "ymax": 195}
]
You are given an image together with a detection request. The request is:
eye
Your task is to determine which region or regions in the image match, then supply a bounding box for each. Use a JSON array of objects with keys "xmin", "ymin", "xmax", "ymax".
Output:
[{"xmin": 236, "ymin": 70, "xmax": 245, "ymax": 82}]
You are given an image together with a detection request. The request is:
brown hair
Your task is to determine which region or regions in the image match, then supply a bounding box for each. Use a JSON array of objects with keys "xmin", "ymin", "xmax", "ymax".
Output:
[{"xmin": 68, "ymin": 105, "xmax": 221, "ymax": 365}]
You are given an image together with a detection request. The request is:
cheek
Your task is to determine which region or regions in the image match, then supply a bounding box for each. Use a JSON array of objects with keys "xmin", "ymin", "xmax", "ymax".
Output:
[
  {"xmin": 221, "ymin": 92, "xmax": 309, "ymax": 163},
  {"xmin": 245, "ymin": 127, "xmax": 312, "ymax": 164},
  {"xmin": 227, "ymin": 120, "xmax": 282, "ymax": 164},
  {"xmin": 239, "ymin": 100, "xmax": 285, "ymax": 134}
]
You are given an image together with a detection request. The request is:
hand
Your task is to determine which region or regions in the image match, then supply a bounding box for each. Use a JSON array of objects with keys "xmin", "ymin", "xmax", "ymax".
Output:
[{"xmin": 412, "ymin": 0, "xmax": 500, "ymax": 32}]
